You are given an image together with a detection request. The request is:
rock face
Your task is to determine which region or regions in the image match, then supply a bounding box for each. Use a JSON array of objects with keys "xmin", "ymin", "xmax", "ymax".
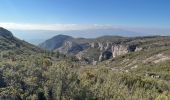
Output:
[
  {"xmin": 98, "ymin": 44, "xmax": 140, "ymax": 61},
  {"xmin": 112, "ymin": 45, "xmax": 128, "ymax": 58},
  {"xmin": 90, "ymin": 42, "xmax": 98, "ymax": 48},
  {"xmin": 98, "ymin": 42, "xmax": 104, "ymax": 51},
  {"xmin": 90, "ymin": 42, "xmax": 113, "ymax": 51},
  {"xmin": 105, "ymin": 42, "xmax": 112, "ymax": 50}
]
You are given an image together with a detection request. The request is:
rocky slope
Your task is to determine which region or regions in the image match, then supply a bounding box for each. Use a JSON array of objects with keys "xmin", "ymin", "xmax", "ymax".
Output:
[
  {"xmin": 40, "ymin": 35, "xmax": 132, "ymax": 62},
  {"xmin": 40, "ymin": 35, "xmax": 170, "ymax": 63}
]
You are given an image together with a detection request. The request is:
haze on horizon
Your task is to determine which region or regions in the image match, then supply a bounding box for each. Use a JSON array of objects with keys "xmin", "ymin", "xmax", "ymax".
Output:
[{"xmin": 0, "ymin": 0, "xmax": 170, "ymax": 44}]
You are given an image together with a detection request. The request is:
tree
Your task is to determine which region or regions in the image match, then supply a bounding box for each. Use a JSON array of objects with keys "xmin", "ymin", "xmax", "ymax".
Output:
[{"xmin": 46, "ymin": 61, "xmax": 78, "ymax": 100}]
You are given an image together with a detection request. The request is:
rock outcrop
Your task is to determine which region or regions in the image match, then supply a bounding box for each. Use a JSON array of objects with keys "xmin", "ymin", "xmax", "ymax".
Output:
[
  {"xmin": 76, "ymin": 41, "xmax": 142, "ymax": 62},
  {"xmin": 98, "ymin": 44, "xmax": 141, "ymax": 61},
  {"xmin": 90, "ymin": 42, "xmax": 98, "ymax": 48},
  {"xmin": 98, "ymin": 42, "xmax": 104, "ymax": 51},
  {"xmin": 90, "ymin": 42, "xmax": 113, "ymax": 51},
  {"xmin": 112, "ymin": 45, "xmax": 128, "ymax": 58}
]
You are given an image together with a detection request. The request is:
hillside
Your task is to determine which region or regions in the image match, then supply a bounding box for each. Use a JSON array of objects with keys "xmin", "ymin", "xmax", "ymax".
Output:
[
  {"xmin": 39, "ymin": 35, "xmax": 170, "ymax": 63},
  {"xmin": 0, "ymin": 27, "xmax": 44, "ymax": 64},
  {"xmin": 0, "ymin": 28, "xmax": 170, "ymax": 100},
  {"xmin": 37, "ymin": 34, "xmax": 170, "ymax": 100},
  {"xmin": 0, "ymin": 27, "xmax": 42, "ymax": 53},
  {"xmin": 39, "ymin": 35, "xmax": 89, "ymax": 55}
]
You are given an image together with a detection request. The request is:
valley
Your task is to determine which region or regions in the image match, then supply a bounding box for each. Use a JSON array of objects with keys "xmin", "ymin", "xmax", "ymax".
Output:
[{"xmin": 0, "ymin": 27, "xmax": 170, "ymax": 100}]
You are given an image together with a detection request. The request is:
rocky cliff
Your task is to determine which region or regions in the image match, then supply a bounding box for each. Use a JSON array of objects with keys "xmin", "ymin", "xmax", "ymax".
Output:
[
  {"xmin": 40, "ymin": 35, "xmax": 145, "ymax": 63},
  {"xmin": 69, "ymin": 41, "xmax": 141, "ymax": 63},
  {"xmin": 87, "ymin": 40, "xmax": 141, "ymax": 61}
]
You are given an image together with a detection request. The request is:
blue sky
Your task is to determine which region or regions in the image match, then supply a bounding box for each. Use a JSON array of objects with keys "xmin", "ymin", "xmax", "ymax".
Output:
[
  {"xmin": 0, "ymin": 0, "xmax": 170, "ymax": 28},
  {"xmin": 0, "ymin": 0, "xmax": 170, "ymax": 44}
]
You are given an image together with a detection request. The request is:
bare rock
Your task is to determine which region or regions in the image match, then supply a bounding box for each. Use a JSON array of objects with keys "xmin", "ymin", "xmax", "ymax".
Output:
[{"xmin": 112, "ymin": 45, "xmax": 128, "ymax": 58}]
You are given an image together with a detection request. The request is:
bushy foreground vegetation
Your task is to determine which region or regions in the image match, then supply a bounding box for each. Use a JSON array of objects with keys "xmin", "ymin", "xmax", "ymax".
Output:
[{"xmin": 0, "ymin": 51, "xmax": 170, "ymax": 100}]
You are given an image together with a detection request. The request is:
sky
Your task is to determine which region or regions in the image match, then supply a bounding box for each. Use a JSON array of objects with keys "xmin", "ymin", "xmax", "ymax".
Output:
[{"xmin": 0, "ymin": 0, "xmax": 170, "ymax": 44}]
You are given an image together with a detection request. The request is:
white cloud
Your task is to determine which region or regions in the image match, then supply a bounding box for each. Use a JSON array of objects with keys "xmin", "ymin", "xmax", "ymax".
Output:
[
  {"xmin": 1, "ymin": 22, "xmax": 170, "ymax": 35},
  {"xmin": 0, "ymin": 22, "xmax": 114, "ymax": 31}
]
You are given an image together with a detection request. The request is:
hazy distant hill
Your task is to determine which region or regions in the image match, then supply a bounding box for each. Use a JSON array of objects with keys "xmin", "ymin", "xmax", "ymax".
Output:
[
  {"xmin": 12, "ymin": 28, "xmax": 146, "ymax": 45},
  {"xmin": 39, "ymin": 34, "xmax": 73, "ymax": 51}
]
